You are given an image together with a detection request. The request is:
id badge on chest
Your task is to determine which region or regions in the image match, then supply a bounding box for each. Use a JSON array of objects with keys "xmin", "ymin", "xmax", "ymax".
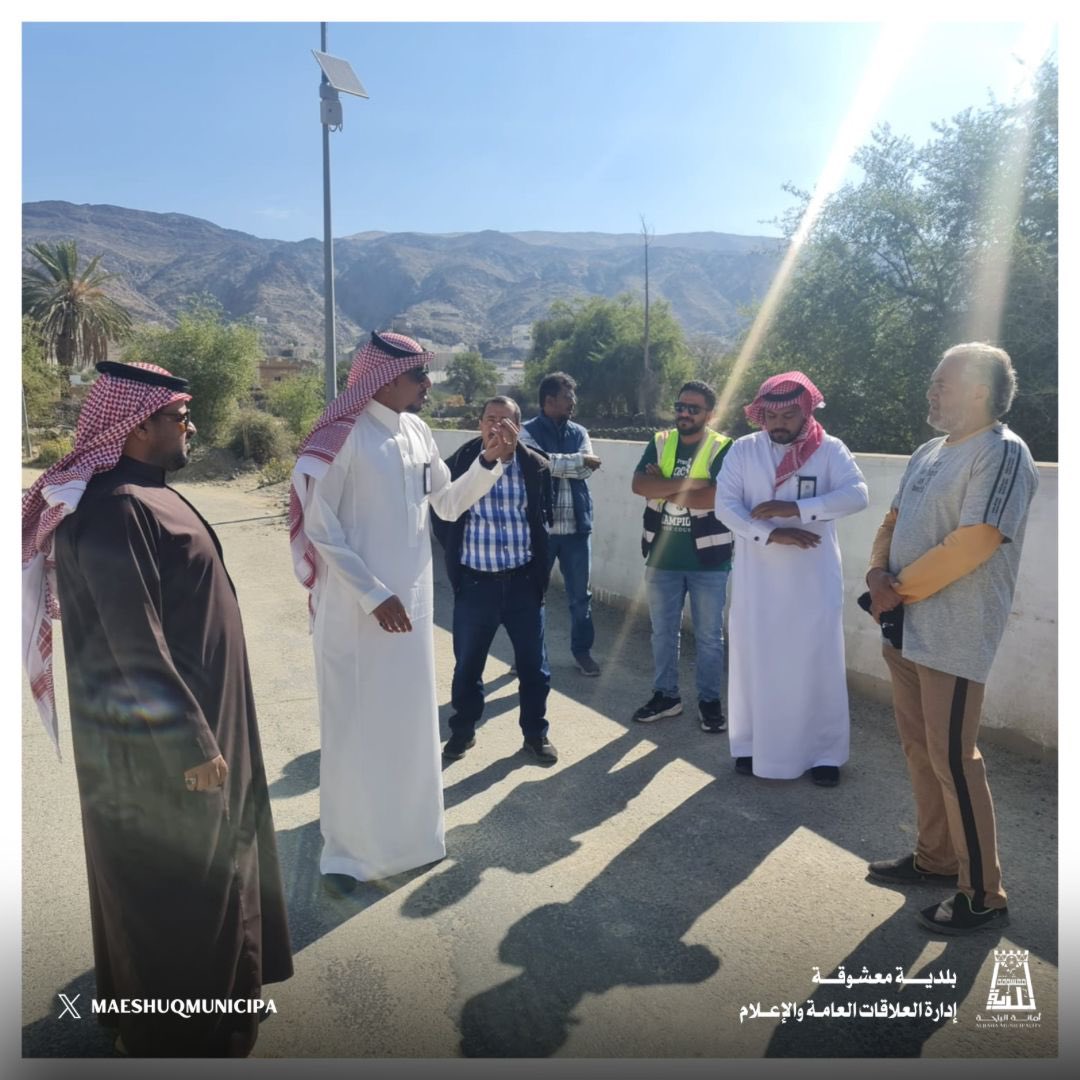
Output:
[
  {"xmin": 797, "ymin": 475, "xmax": 817, "ymax": 499},
  {"xmin": 423, "ymin": 462, "xmax": 432, "ymax": 494}
]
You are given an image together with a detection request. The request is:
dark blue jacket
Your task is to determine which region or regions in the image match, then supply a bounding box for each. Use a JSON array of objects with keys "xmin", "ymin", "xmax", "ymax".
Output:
[
  {"xmin": 430, "ymin": 438, "xmax": 553, "ymax": 596},
  {"xmin": 521, "ymin": 414, "xmax": 594, "ymax": 535}
]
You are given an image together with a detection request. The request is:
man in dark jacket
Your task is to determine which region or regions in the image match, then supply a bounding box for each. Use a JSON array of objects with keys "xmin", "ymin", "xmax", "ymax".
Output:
[
  {"xmin": 521, "ymin": 371, "xmax": 601, "ymax": 676},
  {"xmin": 432, "ymin": 397, "xmax": 558, "ymax": 763}
]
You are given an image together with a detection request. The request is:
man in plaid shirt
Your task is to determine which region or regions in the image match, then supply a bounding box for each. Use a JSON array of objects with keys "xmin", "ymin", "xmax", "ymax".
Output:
[{"xmin": 432, "ymin": 397, "xmax": 557, "ymax": 764}]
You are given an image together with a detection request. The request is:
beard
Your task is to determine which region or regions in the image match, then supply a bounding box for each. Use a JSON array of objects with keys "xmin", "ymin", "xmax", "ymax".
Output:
[
  {"xmin": 676, "ymin": 418, "xmax": 705, "ymax": 438},
  {"xmin": 163, "ymin": 446, "xmax": 190, "ymax": 473},
  {"xmin": 927, "ymin": 404, "xmax": 964, "ymax": 433},
  {"xmin": 767, "ymin": 419, "xmax": 804, "ymax": 444}
]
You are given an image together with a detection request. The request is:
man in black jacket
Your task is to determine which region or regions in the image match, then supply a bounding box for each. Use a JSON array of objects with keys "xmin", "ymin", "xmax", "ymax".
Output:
[{"xmin": 432, "ymin": 397, "xmax": 558, "ymax": 763}]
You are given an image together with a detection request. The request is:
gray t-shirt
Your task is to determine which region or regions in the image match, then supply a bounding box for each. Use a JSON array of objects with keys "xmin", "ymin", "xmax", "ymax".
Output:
[{"xmin": 888, "ymin": 423, "xmax": 1038, "ymax": 683}]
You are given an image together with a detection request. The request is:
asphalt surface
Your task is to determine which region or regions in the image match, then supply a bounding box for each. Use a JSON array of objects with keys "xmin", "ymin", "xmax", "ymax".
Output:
[{"xmin": 21, "ymin": 473, "xmax": 1059, "ymax": 1059}]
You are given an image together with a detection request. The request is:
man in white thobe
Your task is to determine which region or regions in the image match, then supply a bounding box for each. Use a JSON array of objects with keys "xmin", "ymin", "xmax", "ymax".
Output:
[
  {"xmin": 289, "ymin": 332, "xmax": 519, "ymax": 895},
  {"xmin": 715, "ymin": 372, "xmax": 868, "ymax": 785}
]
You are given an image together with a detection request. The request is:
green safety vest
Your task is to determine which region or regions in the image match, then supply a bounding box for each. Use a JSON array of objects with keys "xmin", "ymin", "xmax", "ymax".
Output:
[{"xmin": 641, "ymin": 429, "xmax": 734, "ymax": 566}]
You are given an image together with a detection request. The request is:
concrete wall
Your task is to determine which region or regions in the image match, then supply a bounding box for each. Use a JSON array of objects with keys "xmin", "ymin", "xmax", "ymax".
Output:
[{"xmin": 433, "ymin": 430, "xmax": 1058, "ymax": 752}]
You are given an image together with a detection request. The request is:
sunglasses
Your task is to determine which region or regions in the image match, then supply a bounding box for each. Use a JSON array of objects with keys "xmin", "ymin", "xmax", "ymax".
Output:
[
  {"xmin": 405, "ymin": 366, "xmax": 430, "ymax": 383},
  {"xmin": 673, "ymin": 402, "xmax": 704, "ymax": 415},
  {"xmin": 154, "ymin": 409, "xmax": 194, "ymax": 429}
]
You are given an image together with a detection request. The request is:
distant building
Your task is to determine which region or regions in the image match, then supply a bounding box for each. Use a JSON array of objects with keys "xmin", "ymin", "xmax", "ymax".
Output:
[
  {"xmin": 258, "ymin": 355, "xmax": 316, "ymax": 389},
  {"xmin": 498, "ymin": 361, "xmax": 526, "ymax": 389},
  {"xmin": 423, "ymin": 342, "xmax": 470, "ymax": 385}
]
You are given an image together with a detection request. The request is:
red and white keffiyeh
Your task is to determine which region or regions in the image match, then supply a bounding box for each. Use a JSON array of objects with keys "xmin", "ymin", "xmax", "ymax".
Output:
[
  {"xmin": 744, "ymin": 371, "xmax": 826, "ymax": 490},
  {"xmin": 288, "ymin": 332, "xmax": 433, "ymax": 606},
  {"xmin": 21, "ymin": 363, "xmax": 190, "ymax": 754}
]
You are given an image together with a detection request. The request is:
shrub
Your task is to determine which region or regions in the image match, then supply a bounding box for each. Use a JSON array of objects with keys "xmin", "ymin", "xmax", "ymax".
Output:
[
  {"xmin": 123, "ymin": 299, "xmax": 261, "ymax": 446},
  {"xmin": 258, "ymin": 456, "xmax": 294, "ymax": 487},
  {"xmin": 22, "ymin": 317, "xmax": 64, "ymax": 427},
  {"xmin": 265, "ymin": 369, "xmax": 324, "ymax": 437},
  {"xmin": 33, "ymin": 435, "xmax": 74, "ymax": 466},
  {"xmin": 227, "ymin": 408, "xmax": 292, "ymax": 465}
]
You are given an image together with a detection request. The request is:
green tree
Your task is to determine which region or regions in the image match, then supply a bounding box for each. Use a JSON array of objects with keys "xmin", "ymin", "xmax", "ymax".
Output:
[
  {"xmin": 754, "ymin": 61, "xmax": 1057, "ymax": 459},
  {"xmin": 526, "ymin": 295, "xmax": 692, "ymax": 418},
  {"xmin": 22, "ymin": 240, "xmax": 134, "ymax": 389},
  {"xmin": 22, "ymin": 316, "xmax": 63, "ymax": 428},
  {"xmin": 124, "ymin": 298, "xmax": 261, "ymax": 446},
  {"xmin": 444, "ymin": 351, "xmax": 499, "ymax": 404},
  {"xmin": 266, "ymin": 368, "xmax": 325, "ymax": 438},
  {"xmin": 687, "ymin": 333, "xmax": 736, "ymax": 403}
]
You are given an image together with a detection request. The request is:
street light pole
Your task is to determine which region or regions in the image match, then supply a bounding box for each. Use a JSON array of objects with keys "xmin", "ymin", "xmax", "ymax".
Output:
[
  {"xmin": 320, "ymin": 22, "xmax": 337, "ymax": 404},
  {"xmin": 314, "ymin": 26, "xmax": 367, "ymax": 403}
]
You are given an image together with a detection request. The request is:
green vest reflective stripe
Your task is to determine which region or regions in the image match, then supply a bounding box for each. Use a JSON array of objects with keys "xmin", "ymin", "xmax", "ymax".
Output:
[
  {"xmin": 641, "ymin": 428, "xmax": 735, "ymax": 568},
  {"xmin": 655, "ymin": 428, "xmax": 731, "ymax": 483}
]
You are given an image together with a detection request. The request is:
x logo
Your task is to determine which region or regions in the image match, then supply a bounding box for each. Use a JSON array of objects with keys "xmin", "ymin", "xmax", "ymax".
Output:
[{"xmin": 57, "ymin": 993, "xmax": 81, "ymax": 1020}]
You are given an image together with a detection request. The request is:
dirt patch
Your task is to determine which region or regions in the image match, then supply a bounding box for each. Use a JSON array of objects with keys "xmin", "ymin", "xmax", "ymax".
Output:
[{"xmin": 179, "ymin": 447, "xmax": 254, "ymax": 483}]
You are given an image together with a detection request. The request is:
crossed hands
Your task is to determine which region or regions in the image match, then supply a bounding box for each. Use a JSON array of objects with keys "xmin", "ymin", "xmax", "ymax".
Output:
[{"xmin": 749, "ymin": 499, "xmax": 821, "ymax": 549}]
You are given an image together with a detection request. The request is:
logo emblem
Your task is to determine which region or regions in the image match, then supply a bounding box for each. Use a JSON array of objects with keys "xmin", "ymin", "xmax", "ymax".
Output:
[
  {"xmin": 986, "ymin": 949, "xmax": 1037, "ymax": 1012},
  {"xmin": 57, "ymin": 993, "xmax": 81, "ymax": 1020}
]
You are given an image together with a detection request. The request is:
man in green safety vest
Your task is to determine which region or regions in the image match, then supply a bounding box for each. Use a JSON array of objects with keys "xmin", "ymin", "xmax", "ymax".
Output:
[{"xmin": 630, "ymin": 380, "xmax": 734, "ymax": 732}]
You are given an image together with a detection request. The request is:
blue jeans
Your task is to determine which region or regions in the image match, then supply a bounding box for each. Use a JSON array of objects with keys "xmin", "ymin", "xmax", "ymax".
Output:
[
  {"xmin": 644, "ymin": 566, "xmax": 728, "ymax": 702},
  {"xmin": 450, "ymin": 566, "xmax": 550, "ymax": 740},
  {"xmin": 546, "ymin": 532, "xmax": 595, "ymax": 657}
]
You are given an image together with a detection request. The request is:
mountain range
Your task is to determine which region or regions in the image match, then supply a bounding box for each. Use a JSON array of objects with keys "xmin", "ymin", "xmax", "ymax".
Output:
[{"xmin": 22, "ymin": 201, "xmax": 785, "ymax": 357}]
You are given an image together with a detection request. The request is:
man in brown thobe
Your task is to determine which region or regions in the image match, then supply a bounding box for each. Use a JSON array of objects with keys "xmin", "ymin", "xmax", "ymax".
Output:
[{"xmin": 22, "ymin": 362, "xmax": 292, "ymax": 1056}]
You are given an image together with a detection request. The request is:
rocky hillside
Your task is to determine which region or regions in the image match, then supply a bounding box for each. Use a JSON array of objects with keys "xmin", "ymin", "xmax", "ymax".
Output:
[{"xmin": 23, "ymin": 201, "xmax": 785, "ymax": 355}]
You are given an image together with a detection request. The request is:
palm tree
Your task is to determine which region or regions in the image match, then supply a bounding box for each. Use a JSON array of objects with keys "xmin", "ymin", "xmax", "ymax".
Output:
[{"xmin": 22, "ymin": 240, "xmax": 134, "ymax": 387}]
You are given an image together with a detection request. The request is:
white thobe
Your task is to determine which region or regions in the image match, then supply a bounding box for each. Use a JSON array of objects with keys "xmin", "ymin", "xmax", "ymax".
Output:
[
  {"xmin": 715, "ymin": 431, "xmax": 868, "ymax": 778},
  {"xmin": 301, "ymin": 400, "xmax": 504, "ymax": 880}
]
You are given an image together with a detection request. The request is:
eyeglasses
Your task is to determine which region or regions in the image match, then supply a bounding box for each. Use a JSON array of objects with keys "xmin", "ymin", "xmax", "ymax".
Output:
[
  {"xmin": 673, "ymin": 402, "xmax": 704, "ymax": 415},
  {"xmin": 155, "ymin": 410, "xmax": 194, "ymax": 429},
  {"xmin": 405, "ymin": 366, "xmax": 430, "ymax": 383}
]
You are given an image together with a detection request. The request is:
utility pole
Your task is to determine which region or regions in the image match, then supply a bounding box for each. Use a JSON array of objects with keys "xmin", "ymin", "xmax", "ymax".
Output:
[
  {"xmin": 639, "ymin": 214, "xmax": 654, "ymax": 416},
  {"xmin": 22, "ymin": 384, "xmax": 34, "ymax": 460}
]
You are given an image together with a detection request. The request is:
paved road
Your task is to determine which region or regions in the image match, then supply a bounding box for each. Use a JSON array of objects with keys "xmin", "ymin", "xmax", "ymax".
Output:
[{"xmin": 21, "ymin": 474, "xmax": 1059, "ymax": 1059}]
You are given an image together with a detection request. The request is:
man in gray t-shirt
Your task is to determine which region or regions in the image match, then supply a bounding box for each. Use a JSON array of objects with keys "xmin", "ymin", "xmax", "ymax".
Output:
[{"xmin": 863, "ymin": 343, "xmax": 1038, "ymax": 936}]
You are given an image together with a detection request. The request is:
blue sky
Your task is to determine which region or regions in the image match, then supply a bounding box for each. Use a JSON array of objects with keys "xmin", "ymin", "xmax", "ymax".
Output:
[{"xmin": 21, "ymin": 20, "xmax": 1058, "ymax": 241}]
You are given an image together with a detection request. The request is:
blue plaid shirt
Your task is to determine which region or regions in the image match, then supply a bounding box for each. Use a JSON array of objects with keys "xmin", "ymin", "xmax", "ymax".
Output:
[{"xmin": 461, "ymin": 455, "xmax": 532, "ymax": 571}]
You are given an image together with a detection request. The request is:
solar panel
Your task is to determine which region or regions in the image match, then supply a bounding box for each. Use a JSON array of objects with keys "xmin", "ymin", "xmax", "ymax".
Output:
[{"xmin": 312, "ymin": 51, "xmax": 369, "ymax": 98}]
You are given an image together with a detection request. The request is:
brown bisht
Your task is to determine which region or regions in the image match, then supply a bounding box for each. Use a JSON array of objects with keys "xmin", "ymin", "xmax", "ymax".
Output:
[{"xmin": 53, "ymin": 456, "xmax": 292, "ymax": 1057}]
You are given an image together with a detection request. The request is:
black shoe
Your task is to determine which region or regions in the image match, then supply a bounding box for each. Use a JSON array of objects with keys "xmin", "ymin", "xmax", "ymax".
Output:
[
  {"xmin": 734, "ymin": 756, "xmax": 753, "ymax": 776},
  {"xmin": 917, "ymin": 892, "xmax": 1010, "ymax": 935},
  {"xmin": 811, "ymin": 765, "xmax": 840, "ymax": 787},
  {"xmin": 442, "ymin": 734, "xmax": 476, "ymax": 760},
  {"xmin": 867, "ymin": 853, "xmax": 959, "ymax": 887},
  {"xmin": 522, "ymin": 736, "xmax": 558, "ymax": 764},
  {"xmin": 322, "ymin": 872, "xmax": 358, "ymax": 898},
  {"xmin": 699, "ymin": 699, "xmax": 727, "ymax": 733},
  {"xmin": 632, "ymin": 692, "xmax": 682, "ymax": 723},
  {"xmin": 573, "ymin": 652, "xmax": 601, "ymax": 676}
]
